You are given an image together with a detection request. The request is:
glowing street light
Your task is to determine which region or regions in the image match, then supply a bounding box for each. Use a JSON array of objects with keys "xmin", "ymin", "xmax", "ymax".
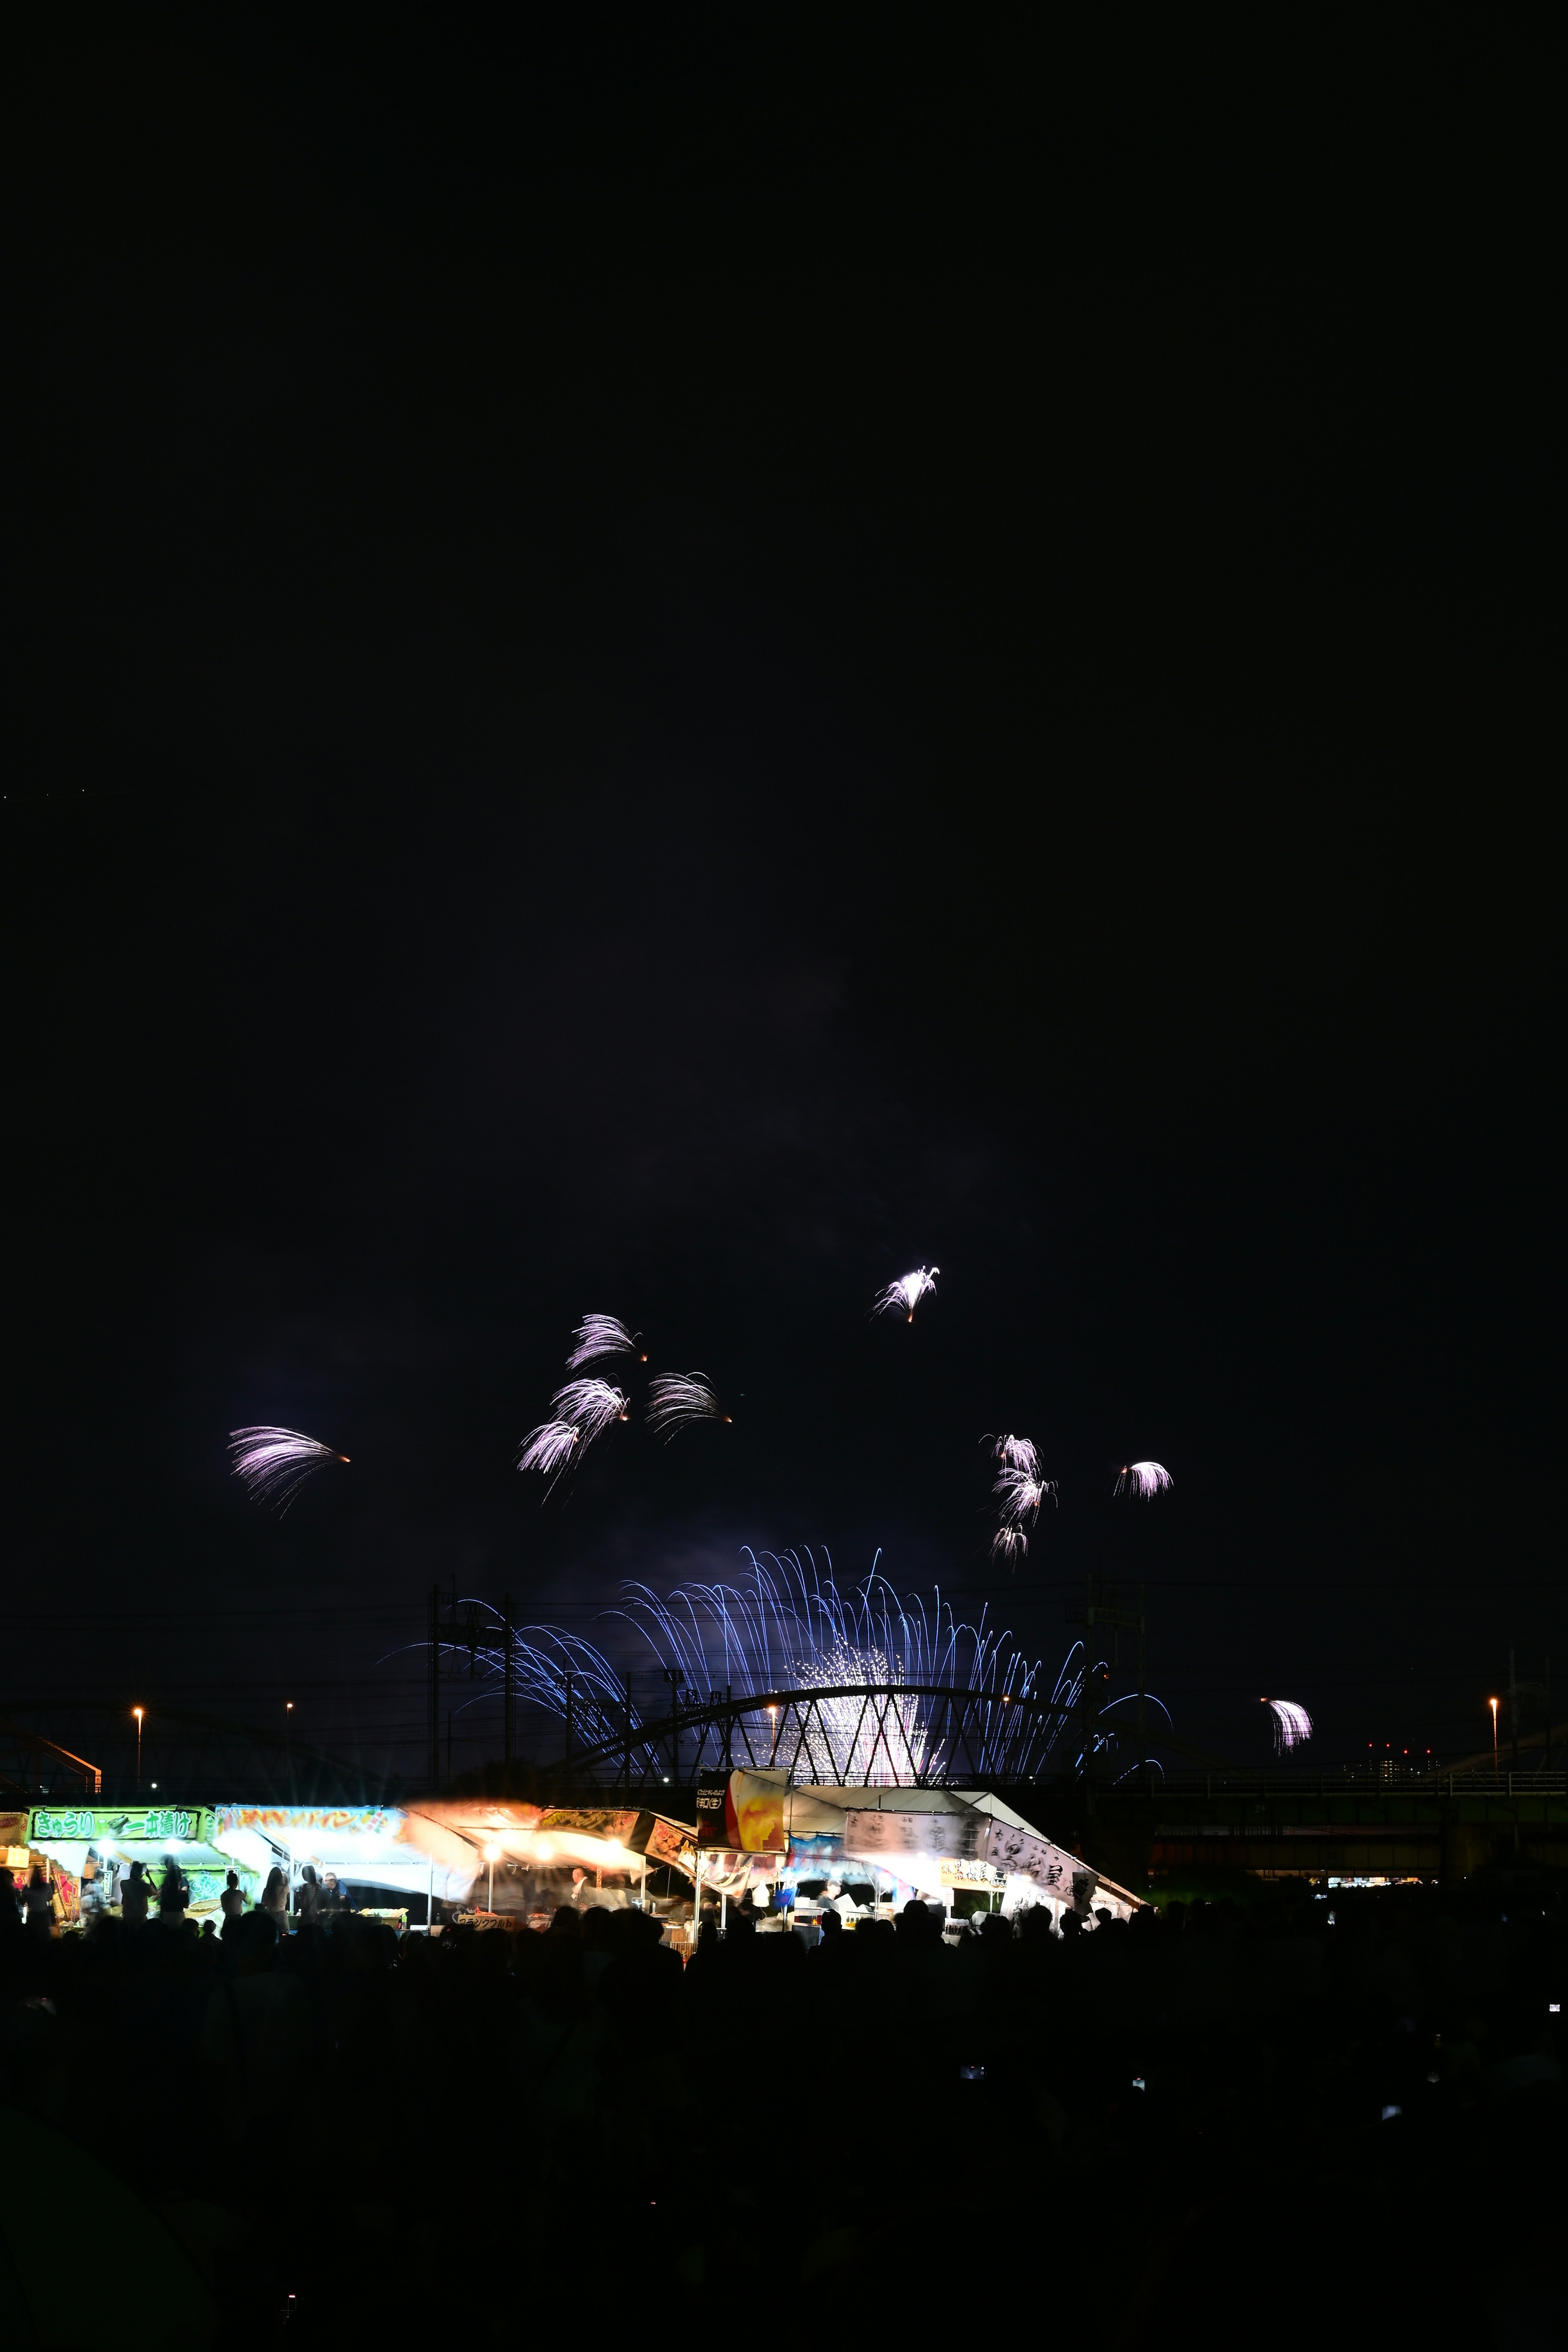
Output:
[
  {"xmin": 1490, "ymin": 1697, "xmax": 1499, "ymax": 1779},
  {"xmin": 133, "ymin": 1707, "xmax": 144, "ymax": 1793}
]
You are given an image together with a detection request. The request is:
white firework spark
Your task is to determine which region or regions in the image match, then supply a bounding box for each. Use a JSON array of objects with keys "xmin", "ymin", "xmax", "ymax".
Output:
[
  {"xmin": 995, "ymin": 1466, "xmax": 1056, "ymax": 1523},
  {"xmin": 458, "ymin": 1546, "xmax": 1146, "ymax": 1789},
  {"xmin": 872, "ymin": 1266, "xmax": 939, "ymax": 1323},
  {"xmin": 566, "ymin": 1313, "xmax": 646, "ymax": 1372},
  {"xmin": 1265, "ymin": 1698, "xmax": 1313, "ymax": 1752},
  {"xmin": 1115, "ymin": 1460, "xmax": 1173, "ymax": 1499},
  {"xmin": 551, "ymin": 1378, "xmax": 630, "ymax": 1442},
  {"xmin": 991, "ymin": 1524, "xmax": 1028, "ymax": 1564},
  {"xmin": 646, "ymin": 1372, "xmax": 731, "ymax": 1440},
  {"xmin": 517, "ymin": 1420, "xmax": 581, "ymax": 1479},
  {"xmin": 229, "ymin": 1425, "xmax": 347, "ymax": 1511},
  {"xmin": 986, "ymin": 1433, "xmax": 1040, "ymax": 1476}
]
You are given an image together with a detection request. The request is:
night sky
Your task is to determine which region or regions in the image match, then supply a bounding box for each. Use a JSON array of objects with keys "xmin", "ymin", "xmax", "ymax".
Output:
[{"xmin": 5, "ymin": 24, "xmax": 1557, "ymax": 1788}]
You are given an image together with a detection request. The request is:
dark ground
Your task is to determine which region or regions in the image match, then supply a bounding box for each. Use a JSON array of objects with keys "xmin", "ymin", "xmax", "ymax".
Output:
[{"xmin": 3, "ymin": 1877, "xmax": 1563, "ymax": 2348}]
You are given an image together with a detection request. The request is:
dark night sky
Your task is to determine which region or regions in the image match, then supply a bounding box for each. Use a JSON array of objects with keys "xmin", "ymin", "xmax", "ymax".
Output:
[{"xmin": 4, "ymin": 22, "xmax": 1559, "ymax": 1785}]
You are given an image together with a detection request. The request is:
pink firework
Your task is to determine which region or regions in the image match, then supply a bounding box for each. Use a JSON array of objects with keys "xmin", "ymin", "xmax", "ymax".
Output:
[
  {"xmin": 1115, "ymin": 1460, "xmax": 1172, "ymax": 1499},
  {"xmin": 566, "ymin": 1314, "xmax": 646, "ymax": 1372},
  {"xmin": 873, "ymin": 1266, "xmax": 939, "ymax": 1323},
  {"xmin": 646, "ymin": 1372, "xmax": 731, "ymax": 1439},
  {"xmin": 229, "ymin": 1425, "xmax": 348, "ymax": 1512},
  {"xmin": 991, "ymin": 1524, "xmax": 1028, "ymax": 1565},
  {"xmin": 551, "ymin": 1379, "xmax": 630, "ymax": 1442},
  {"xmin": 1264, "ymin": 1698, "xmax": 1312, "ymax": 1752},
  {"xmin": 994, "ymin": 1466, "xmax": 1056, "ymax": 1524},
  {"xmin": 986, "ymin": 1433, "xmax": 1041, "ymax": 1477},
  {"xmin": 517, "ymin": 1420, "xmax": 581, "ymax": 1481}
]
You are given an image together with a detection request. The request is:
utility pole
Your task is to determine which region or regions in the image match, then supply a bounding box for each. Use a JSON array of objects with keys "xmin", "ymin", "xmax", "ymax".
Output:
[
  {"xmin": 1510, "ymin": 1644, "xmax": 1519, "ymax": 1776},
  {"xmin": 1082, "ymin": 1570, "xmax": 1095, "ymax": 1816},
  {"xmin": 1137, "ymin": 1582, "xmax": 1147, "ymax": 1793},
  {"xmin": 428, "ymin": 1583, "xmax": 441, "ymax": 1788},
  {"xmin": 1066, "ymin": 1571, "xmax": 1147, "ymax": 1820},
  {"xmin": 503, "ymin": 1592, "xmax": 515, "ymax": 1774}
]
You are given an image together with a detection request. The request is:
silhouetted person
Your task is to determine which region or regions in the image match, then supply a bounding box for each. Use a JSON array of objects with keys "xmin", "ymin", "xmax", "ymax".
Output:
[
  {"xmin": 261, "ymin": 1866, "xmax": 289, "ymax": 1922},
  {"xmin": 121, "ymin": 1858, "xmax": 150, "ymax": 1926},
  {"xmin": 897, "ymin": 1897, "xmax": 938, "ymax": 1947},
  {"xmin": 158, "ymin": 1855, "xmax": 190, "ymax": 1924},
  {"xmin": 220, "ymin": 1870, "xmax": 245, "ymax": 1933},
  {"xmin": 24, "ymin": 1863, "xmax": 53, "ymax": 1939},
  {"xmin": 296, "ymin": 1865, "xmax": 320, "ymax": 1924}
]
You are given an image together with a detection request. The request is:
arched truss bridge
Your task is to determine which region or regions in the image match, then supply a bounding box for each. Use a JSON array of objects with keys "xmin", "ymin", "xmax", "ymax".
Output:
[{"xmin": 547, "ymin": 1681, "xmax": 1081, "ymax": 1789}]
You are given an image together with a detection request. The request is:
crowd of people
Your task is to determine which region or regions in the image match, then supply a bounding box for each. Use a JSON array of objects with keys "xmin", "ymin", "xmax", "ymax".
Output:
[{"xmin": 1, "ymin": 1865, "xmax": 1561, "ymax": 2344}]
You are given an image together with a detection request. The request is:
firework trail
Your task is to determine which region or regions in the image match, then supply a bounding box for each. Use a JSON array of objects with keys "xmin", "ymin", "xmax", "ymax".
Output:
[
  {"xmin": 1265, "ymin": 1698, "xmax": 1312, "ymax": 1752},
  {"xmin": 516, "ymin": 1420, "xmax": 581, "ymax": 1481},
  {"xmin": 229, "ymin": 1426, "xmax": 348, "ymax": 1512},
  {"xmin": 991, "ymin": 1524, "xmax": 1028, "ymax": 1565},
  {"xmin": 1115, "ymin": 1460, "xmax": 1173, "ymax": 1499},
  {"xmin": 418, "ymin": 1549, "xmax": 1165, "ymax": 1790},
  {"xmin": 604, "ymin": 1548, "xmax": 1091, "ymax": 1785},
  {"xmin": 566, "ymin": 1314, "xmax": 646, "ymax": 1372},
  {"xmin": 646, "ymin": 1372, "xmax": 730, "ymax": 1440},
  {"xmin": 872, "ymin": 1266, "xmax": 939, "ymax": 1322},
  {"xmin": 552, "ymin": 1379, "xmax": 631, "ymax": 1441},
  {"xmin": 994, "ymin": 1466, "xmax": 1056, "ymax": 1524},
  {"xmin": 985, "ymin": 1433, "xmax": 1040, "ymax": 1476}
]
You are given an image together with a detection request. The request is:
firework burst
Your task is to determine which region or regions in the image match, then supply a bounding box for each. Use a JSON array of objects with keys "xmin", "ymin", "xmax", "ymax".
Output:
[
  {"xmin": 986, "ymin": 1433, "xmax": 1041, "ymax": 1476},
  {"xmin": 552, "ymin": 1378, "xmax": 631, "ymax": 1441},
  {"xmin": 646, "ymin": 1372, "xmax": 730, "ymax": 1440},
  {"xmin": 229, "ymin": 1425, "xmax": 348, "ymax": 1512},
  {"xmin": 991, "ymin": 1524, "xmax": 1028, "ymax": 1565},
  {"xmin": 1264, "ymin": 1698, "xmax": 1312, "ymax": 1752},
  {"xmin": 872, "ymin": 1266, "xmax": 939, "ymax": 1322},
  {"xmin": 566, "ymin": 1314, "xmax": 646, "ymax": 1372},
  {"xmin": 417, "ymin": 1548, "xmax": 1165, "ymax": 1791},
  {"xmin": 516, "ymin": 1420, "xmax": 581, "ymax": 1481},
  {"xmin": 994, "ymin": 1466, "xmax": 1056, "ymax": 1523},
  {"xmin": 1115, "ymin": 1460, "xmax": 1173, "ymax": 1499}
]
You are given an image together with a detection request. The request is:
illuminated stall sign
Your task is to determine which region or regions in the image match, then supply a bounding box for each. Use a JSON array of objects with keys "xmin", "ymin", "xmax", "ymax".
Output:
[
  {"xmin": 640, "ymin": 1817, "xmax": 697, "ymax": 1875},
  {"xmin": 29, "ymin": 1806, "xmax": 214, "ymax": 1847},
  {"xmin": 534, "ymin": 1807, "xmax": 644, "ymax": 1842},
  {"xmin": 842, "ymin": 1809, "xmax": 989, "ymax": 1864},
  {"xmin": 696, "ymin": 1771, "xmax": 788, "ymax": 1852},
  {"xmin": 979, "ymin": 1817, "xmax": 1075, "ymax": 1895},
  {"xmin": 214, "ymin": 1805, "xmax": 393, "ymax": 1840}
]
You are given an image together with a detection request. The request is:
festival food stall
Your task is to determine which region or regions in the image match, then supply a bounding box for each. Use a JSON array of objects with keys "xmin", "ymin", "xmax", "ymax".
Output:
[
  {"xmin": 409, "ymin": 1801, "xmax": 704, "ymax": 1928},
  {"xmin": 213, "ymin": 1802, "xmax": 480, "ymax": 1920},
  {"xmin": 690, "ymin": 1770, "xmax": 1145, "ymax": 1930},
  {"xmin": 15, "ymin": 1786, "xmax": 1140, "ymax": 1938},
  {"xmin": 26, "ymin": 1802, "xmax": 242, "ymax": 1924}
]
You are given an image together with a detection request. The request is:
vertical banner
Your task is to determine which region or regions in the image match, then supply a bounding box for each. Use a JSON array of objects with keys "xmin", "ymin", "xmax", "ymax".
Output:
[{"xmin": 697, "ymin": 1771, "xmax": 788, "ymax": 1852}]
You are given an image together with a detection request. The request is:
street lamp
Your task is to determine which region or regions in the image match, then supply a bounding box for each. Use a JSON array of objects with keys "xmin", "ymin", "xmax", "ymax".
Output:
[
  {"xmin": 1490, "ymin": 1697, "xmax": 1499, "ymax": 1779},
  {"xmin": 133, "ymin": 1707, "xmax": 144, "ymax": 1793},
  {"xmin": 484, "ymin": 1840, "xmax": 501, "ymax": 1915}
]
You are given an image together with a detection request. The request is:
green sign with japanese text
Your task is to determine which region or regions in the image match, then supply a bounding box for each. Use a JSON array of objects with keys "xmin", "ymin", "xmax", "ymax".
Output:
[{"xmin": 28, "ymin": 1805, "xmax": 216, "ymax": 1847}]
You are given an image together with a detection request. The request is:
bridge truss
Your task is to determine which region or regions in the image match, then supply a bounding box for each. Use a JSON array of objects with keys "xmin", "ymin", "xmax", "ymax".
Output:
[{"xmin": 544, "ymin": 1680, "xmax": 1080, "ymax": 1790}]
